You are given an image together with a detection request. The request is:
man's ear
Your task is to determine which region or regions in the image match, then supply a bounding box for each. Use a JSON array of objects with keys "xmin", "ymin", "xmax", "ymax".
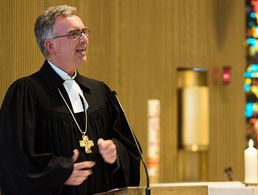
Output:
[{"xmin": 45, "ymin": 39, "xmax": 56, "ymax": 54}]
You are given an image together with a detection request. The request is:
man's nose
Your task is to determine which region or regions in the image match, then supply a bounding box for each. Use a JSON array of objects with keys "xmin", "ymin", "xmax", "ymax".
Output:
[{"xmin": 80, "ymin": 33, "xmax": 88, "ymax": 42}]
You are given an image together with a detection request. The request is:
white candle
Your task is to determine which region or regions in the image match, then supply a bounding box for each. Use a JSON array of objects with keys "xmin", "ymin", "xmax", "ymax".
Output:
[{"xmin": 245, "ymin": 139, "xmax": 258, "ymax": 184}]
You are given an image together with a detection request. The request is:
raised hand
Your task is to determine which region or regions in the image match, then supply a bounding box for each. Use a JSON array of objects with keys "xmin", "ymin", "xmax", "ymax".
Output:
[{"xmin": 65, "ymin": 149, "xmax": 95, "ymax": 186}]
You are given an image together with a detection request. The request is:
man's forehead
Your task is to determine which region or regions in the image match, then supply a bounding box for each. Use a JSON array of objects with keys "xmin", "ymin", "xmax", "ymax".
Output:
[{"xmin": 54, "ymin": 15, "xmax": 85, "ymax": 32}]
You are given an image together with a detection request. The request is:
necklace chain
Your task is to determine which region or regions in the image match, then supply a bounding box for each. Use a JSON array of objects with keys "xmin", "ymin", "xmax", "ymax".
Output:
[{"xmin": 58, "ymin": 88, "xmax": 87, "ymax": 135}]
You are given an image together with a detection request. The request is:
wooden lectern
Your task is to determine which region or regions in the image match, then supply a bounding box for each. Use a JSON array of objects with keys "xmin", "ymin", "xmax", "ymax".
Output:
[{"xmin": 95, "ymin": 185, "xmax": 208, "ymax": 195}]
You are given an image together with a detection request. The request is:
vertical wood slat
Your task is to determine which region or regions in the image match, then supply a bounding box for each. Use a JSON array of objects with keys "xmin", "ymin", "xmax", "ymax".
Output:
[{"xmin": 0, "ymin": 0, "xmax": 246, "ymax": 184}]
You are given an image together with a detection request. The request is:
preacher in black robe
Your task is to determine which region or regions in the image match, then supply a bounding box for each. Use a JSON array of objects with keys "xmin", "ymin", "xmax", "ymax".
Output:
[{"xmin": 0, "ymin": 61, "xmax": 141, "ymax": 195}]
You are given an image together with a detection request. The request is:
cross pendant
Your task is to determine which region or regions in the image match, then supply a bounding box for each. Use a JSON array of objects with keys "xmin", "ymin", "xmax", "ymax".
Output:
[{"xmin": 79, "ymin": 135, "xmax": 94, "ymax": 153}]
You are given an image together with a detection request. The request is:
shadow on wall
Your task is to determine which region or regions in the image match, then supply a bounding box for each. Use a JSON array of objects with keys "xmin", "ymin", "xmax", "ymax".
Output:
[{"xmin": 213, "ymin": 0, "xmax": 233, "ymax": 49}]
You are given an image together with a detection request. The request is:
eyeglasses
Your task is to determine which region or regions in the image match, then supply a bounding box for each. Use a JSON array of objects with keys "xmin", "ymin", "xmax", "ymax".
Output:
[{"xmin": 52, "ymin": 28, "xmax": 90, "ymax": 40}]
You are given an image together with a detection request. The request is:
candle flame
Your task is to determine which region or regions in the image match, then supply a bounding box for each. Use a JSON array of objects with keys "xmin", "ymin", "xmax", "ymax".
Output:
[{"xmin": 249, "ymin": 139, "xmax": 254, "ymax": 147}]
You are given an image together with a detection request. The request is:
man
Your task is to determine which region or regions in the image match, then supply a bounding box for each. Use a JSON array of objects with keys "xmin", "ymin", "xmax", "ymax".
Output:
[{"xmin": 0, "ymin": 5, "xmax": 140, "ymax": 195}]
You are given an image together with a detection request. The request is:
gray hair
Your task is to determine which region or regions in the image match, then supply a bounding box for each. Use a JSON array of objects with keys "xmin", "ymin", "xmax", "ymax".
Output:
[{"xmin": 34, "ymin": 5, "xmax": 77, "ymax": 57}]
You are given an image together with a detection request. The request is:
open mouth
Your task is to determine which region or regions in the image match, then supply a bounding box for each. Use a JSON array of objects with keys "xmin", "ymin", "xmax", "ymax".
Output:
[{"xmin": 76, "ymin": 48, "xmax": 86, "ymax": 52}]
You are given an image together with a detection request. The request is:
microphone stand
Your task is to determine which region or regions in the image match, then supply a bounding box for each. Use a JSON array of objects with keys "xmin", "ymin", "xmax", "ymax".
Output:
[{"xmin": 113, "ymin": 92, "xmax": 151, "ymax": 195}]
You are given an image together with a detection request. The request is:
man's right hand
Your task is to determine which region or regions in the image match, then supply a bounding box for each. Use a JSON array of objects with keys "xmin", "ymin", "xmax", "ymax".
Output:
[{"xmin": 65, "ymin": 149, "xmax": 95, "ymax": 186}]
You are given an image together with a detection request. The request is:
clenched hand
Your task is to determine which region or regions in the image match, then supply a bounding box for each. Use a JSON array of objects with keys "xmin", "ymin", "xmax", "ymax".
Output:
[{"xmin": 98, "ymin": 138, "xmax": 117, "ymax": 164}]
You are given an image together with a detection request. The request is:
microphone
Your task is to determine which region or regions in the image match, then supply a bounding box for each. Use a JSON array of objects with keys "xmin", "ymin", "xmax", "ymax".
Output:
[
  {"xmin": 224, "ymin": 166, "xmax": 233, "ymax": 181},
  {"xmin": 111, "ymin": 91, "xmax": 151, "ymax": 195}
]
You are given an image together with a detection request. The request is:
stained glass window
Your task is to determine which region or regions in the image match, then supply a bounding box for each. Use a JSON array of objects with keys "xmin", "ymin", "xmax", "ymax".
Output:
[{"xmin": 245, "ymin": 0, "xmax": 258, "ymax": 146}]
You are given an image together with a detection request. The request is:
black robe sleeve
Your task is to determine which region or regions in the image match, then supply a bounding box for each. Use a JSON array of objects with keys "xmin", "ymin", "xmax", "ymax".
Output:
[
  {"xmin": 0, "ymin": 78, "xmax": 73, "ymax": 195},
  {"xmin": 107, "ymin": 89, "xmax": 141, "ymax": 187}
]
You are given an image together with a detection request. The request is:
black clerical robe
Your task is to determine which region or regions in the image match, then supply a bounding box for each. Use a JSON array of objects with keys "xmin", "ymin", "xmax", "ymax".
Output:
[{"xmin": 0, "ymin": 61, "xmax": 141, "ymax": 195}]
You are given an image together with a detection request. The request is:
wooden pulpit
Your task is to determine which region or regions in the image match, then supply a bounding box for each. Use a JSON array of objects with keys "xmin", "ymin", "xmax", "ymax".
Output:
[{"xmin": 95, "ymin": 185, "xmax": 208, "ymax": 195}]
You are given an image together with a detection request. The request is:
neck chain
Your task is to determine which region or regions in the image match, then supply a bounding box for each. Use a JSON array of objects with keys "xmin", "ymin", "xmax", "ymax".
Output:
[{"xmin": 58, "ymin": 88, "xmax": 94, "ymax": 153}]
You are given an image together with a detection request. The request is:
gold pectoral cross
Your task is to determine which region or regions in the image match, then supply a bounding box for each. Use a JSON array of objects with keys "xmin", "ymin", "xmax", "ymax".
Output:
[{"xmin": 79, "ymin": 135, "xmax": 94, "ymax": 153}]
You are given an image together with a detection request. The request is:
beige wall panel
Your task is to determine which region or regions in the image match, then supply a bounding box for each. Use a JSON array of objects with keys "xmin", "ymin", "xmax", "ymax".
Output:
[
  {"xmin": 208, "ymin": 0, "xmax": 246, "ymax": 181},
  {"xmin": 117, "ymin": 0, "xmax": 178, "ymax": 183},
  {"xmin": 0, "ymin": 0, "xmax": 246, "ymax": 186},
  {"xmin": 0, "ymin": 0, "xmax": 44, "ymax": 99}
]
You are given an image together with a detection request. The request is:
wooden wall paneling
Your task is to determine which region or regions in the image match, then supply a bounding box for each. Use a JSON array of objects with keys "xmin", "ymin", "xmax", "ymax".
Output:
[
  {"xmin": 82, "ymin": 0, "xmax": 121, "ymax": 91},
  {"xmin": 0, "ymin": 0, "xmax": 45, "ymax": 104},
  {"xmin": 208, "ymin": 0, "xmax": 246, "ymax": 181},
  {"xmin": 160, "ymin": 0, "xmax": 178, "ymax": 183},
  {"xmin": 118, "ymin": 0, "xmax": 149, "ymax": 184}
]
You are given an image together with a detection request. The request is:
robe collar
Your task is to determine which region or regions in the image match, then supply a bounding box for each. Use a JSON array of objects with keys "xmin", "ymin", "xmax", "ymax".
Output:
[{"xmin": 39, "ymin": 60, "xmax": 92, "ymax": 92}]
